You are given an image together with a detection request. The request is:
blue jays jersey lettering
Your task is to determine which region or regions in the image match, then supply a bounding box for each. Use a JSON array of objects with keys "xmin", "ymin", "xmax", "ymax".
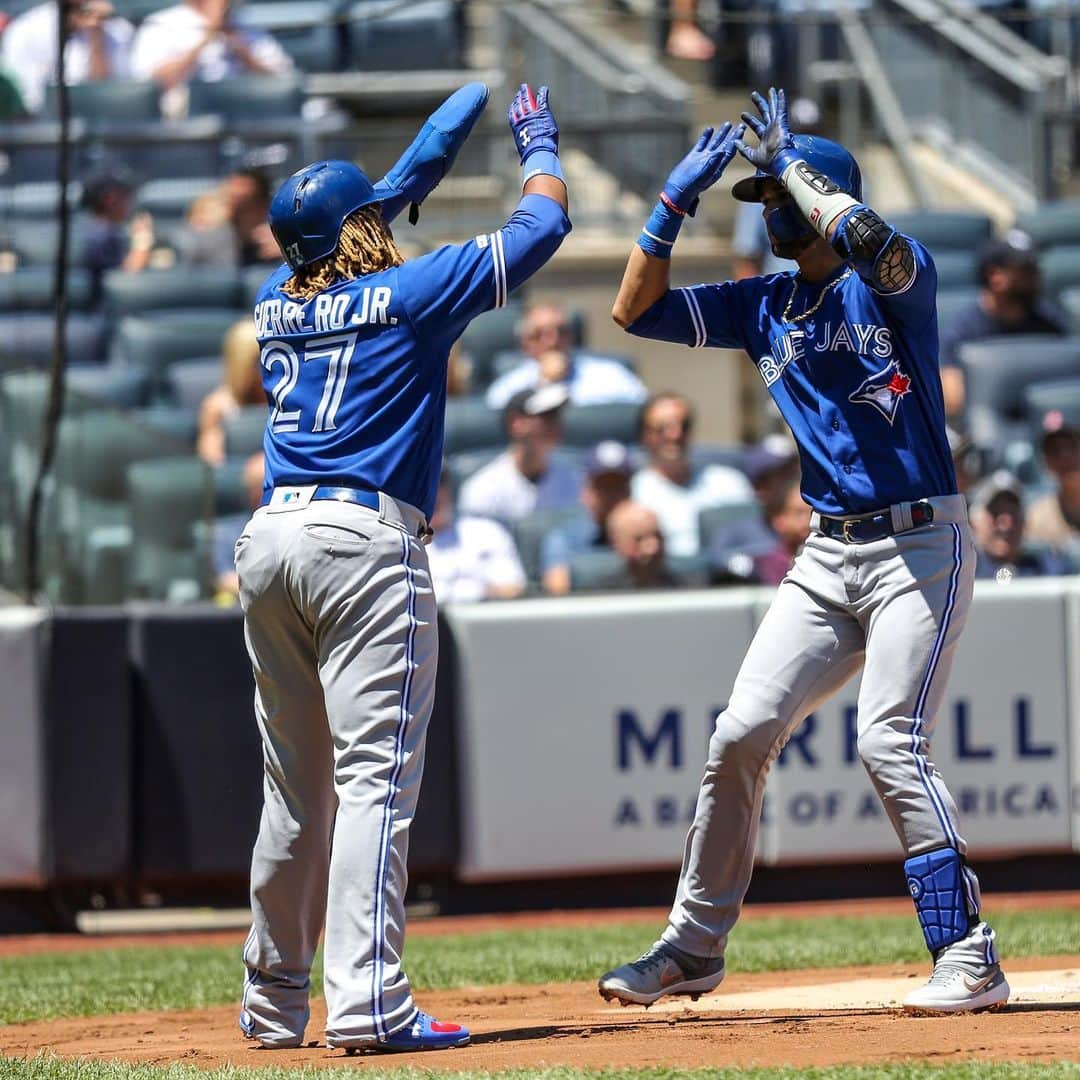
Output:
[
  {"xmin": 253, "ymin": 192, "xmax": 569, "ymax": 518},
  {"xmin": 627, "ymin": 238, "xmax": 956, "ymax": 515}
]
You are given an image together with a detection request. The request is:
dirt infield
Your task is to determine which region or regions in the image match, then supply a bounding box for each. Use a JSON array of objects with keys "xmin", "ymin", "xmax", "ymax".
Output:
[{"xmin": 2, "ymin": 895, "xmax": 1079, "ymax": 1071}]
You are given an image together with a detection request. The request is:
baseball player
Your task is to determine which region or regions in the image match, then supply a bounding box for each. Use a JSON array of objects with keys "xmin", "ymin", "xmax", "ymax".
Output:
[
  {"xmin": 598, "ymin": 88, "xmax": 1009, "ymax": 1015},
  {"xmin": 235, "ymin": 81, "xmax": 569, "ymax": 1052}
]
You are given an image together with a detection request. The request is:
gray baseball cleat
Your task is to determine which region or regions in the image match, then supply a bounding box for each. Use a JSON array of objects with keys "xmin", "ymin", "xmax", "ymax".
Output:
[
  {"xmin": 903, "ymin": 958, "xmax": 1010, "ymax": 1014},
  {"xmin": 598, "ymin": 941, "xmax": 725, "ymax": 1007}
]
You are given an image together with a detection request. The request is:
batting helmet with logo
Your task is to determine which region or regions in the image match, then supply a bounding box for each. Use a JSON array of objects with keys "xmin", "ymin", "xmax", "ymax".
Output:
[
  {"xmin": 268, "ymin": 160, "xmax": 402, "ymax": 270},
  {"xmin": 732, "ymin": 135, "xmax": 862, "ymax": 203}
]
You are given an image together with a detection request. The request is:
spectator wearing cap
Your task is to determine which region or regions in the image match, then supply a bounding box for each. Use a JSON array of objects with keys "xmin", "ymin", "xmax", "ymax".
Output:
[
  {"xmin": 632, "ymin": 392, "xmax": 754, "ymax": 558},
  {"xmin": 592, "ymin": 501, "xmax": 681, "ymax": 591},
  {"xmin": 1025, "ymin": 413, "xmax": 1080, "ymax": 557},
  {"xmin": 425, "ymin": 470, "xmax": 526, "ymax": 604},
  {"xmin": 970, "ymin": 470, "xmax": 1065, "ymax": 584},
  {"xmin": 484, "ymin": 302, "xmax": 648, "ymax": 409},
  {"xmin": 540, "ymin": 439, "xmax": 634, "ymax": 595},
  {"xmin": 175, "ymin": 167, "xmax": 278, "ymax": 268},
  {"xmin": 457, "ymin": 384, "xmax": 583, "ymax": 530},
  {"xmin": 940, "ymin": 234, "xmax": 1068, "ymax": 421},
  {"xmin": 1, "ymin": 0, "xmax": 133, "ymax": 115},
  {"xmin": 81, "ymin": 167, "xmax": 155, "ymax": 302},
  {"xmin": 132, "ymin": 0, "xmax": 292, "ymax": 117}
]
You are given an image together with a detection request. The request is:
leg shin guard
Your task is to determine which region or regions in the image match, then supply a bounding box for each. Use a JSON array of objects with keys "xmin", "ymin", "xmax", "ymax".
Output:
[{"xmin": 904, "ymin": 848, "xmax": 974, "ymax": 954}]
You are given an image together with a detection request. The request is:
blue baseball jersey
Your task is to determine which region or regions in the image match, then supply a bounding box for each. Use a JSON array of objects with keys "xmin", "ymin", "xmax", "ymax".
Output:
[
  {"xmin": 627, "ymin": 238, "xmax": 957, "ymax": 515},
  {"xmin": 252, "ymin": 193, "xmax": 570, "ymax": 518}
]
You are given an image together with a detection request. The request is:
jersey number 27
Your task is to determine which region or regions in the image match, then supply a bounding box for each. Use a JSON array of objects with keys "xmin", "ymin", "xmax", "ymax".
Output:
[{"xmin": 261, "ymin": 332, "xmax": 358, "ymax": 435}]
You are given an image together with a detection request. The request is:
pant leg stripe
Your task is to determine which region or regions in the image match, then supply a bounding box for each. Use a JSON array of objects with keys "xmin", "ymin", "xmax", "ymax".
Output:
[
  {"xmin": 371, "ymin": 532, "xmax": 418, "ymax": 1039},
  {"xmin": 909, "ymin": 523, "xmax": 963, "ymax": 849}
]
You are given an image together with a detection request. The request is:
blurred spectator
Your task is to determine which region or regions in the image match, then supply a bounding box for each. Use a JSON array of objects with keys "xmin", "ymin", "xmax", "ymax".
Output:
[
  {"xmin": 446, "ymin": 341, "xmax": 471, "ymax": 397},
  {"xmin": 948, "ymin": 425, "xmax": 983, "ymax": 499},
  {"xmin": 176, "ymin": 167, "xmax": 278, "ymax": 268},
  {"xmin": 132, "ymin": 0, "xmax": 292, "ymax": 117},
  {"xmin": 665, "ymin": 0, "xmax": 715, "ymax": 60},
  {"xmin": 940, "ymin": 233, "xmax": 1068, "ymax": 421},
  {"xmin": 732, "ymin": 97, "xmax": 821, "ymax": 281},
  {"xmin": 970, "ymin": 470, "xmax": 1065, "ymax": 583},
  {"xmin": 485, "ymin": 302, "xmax": 648, "ymax": 409},
  {"xmin": 541, "ymin": 439, "xmax": 634, "ymax": 596},
  {"xmin": 426, "ymin": 470, "xmax": 526, "ymax": 603},
  {"xmin": 1025, "ymin": 413, "xmax": 1080, "ymax": 555},
  {"xmin": 458, "ymin": 384, "xmax": 582, "ymax": 530},
  {"xmin": 593, "ymin": 501, "xmax": 681, "ymax": 591},
  {"xmin": 213, "ymin": 449, "xmax": 264, "ymax": 602},
  {"xmin": 81, "ymin": 166, "xmax": 155, "ymax": 301},
  {"xmin": 632, "ymin": 392, "xmax": 754, "ymax": 557},
  {"xmin": 197, "ymin": 318, "xmax": 265, "ymax": 466},
  {"xmin": 2, "ymin": 0, "xmax": 133, "ymax": 116},
  {"xmin": 752, "ymin": 474, "xmax": 811, "ymax": 585}
]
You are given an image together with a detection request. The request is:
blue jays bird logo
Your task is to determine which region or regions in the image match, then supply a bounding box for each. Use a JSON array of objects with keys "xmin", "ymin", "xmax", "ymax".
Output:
[{"xmin": 848, "ymin": 359, "xmax": 912, "ymax": 424}]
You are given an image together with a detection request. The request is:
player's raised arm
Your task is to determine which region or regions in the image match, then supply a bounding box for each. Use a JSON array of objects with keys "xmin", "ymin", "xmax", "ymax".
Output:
[
  {"xmin": 611, "ymin": 123, "xmax": 743, "ymax": 329},
  {"xmin": 736, "ymin": 87, "xmax": 934, "ymax": 317}
]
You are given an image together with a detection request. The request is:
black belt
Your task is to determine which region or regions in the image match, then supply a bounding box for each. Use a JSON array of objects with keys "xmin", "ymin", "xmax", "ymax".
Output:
[
  {"xmin": 260, "ymin": 485, "xmax": 380, "ymax": 510},
  {"xmin": 817, "ymin": 499, "xmax": 935, "ymax": 544}
]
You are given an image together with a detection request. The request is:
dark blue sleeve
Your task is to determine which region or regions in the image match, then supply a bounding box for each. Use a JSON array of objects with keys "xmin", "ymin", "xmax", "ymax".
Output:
[
  {"xmin": 626, "ymin": 281, "xmax": 748, "ymax": 351},
  {"xmin": 399, "ymin": 193, "xmax": 571, "ymax": 339}
]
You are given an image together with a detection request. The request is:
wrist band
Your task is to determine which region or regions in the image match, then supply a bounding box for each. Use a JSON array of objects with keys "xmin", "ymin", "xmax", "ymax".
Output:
[
  {"xmin": 637, "ymin": 198, "xmax": 684, "ymax": 259},
  {"xmin": 522, "ymin": 148, "xmax": 564, "ymax": 187},
  {"xmin": 658, "ymin": 191, "xmax": 687, "ymax": 217}
]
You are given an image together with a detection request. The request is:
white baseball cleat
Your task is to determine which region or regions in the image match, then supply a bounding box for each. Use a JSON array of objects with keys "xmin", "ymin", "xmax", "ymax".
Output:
[
  {"xmin": 903, "ymin": 960, "xmax": 1010, "ymax": 1014},
  {"xmin": 598, "ymin": 941, "xmax": 725, "ymax": 1007}
]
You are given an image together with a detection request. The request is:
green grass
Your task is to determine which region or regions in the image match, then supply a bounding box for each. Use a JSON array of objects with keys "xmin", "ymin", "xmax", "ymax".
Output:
[
  {"xmin": 1, "ymin": 1059, "xmax": 1078, "ymax": 1080},
  {"xmin": 0, "ymin": 907, "xmax": 1076, "ymax": 1025}
]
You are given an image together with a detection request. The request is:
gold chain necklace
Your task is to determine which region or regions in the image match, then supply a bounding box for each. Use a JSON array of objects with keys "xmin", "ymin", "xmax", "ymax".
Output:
[{"xmin": 782, "ymin": 267, "xmax": 853, "ymax": 324}]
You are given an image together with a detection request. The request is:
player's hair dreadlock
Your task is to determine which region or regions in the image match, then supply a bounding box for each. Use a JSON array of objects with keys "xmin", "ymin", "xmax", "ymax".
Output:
[{"xmin": 281, "ymin": 206, "xmax": 403, "ymax": 301}]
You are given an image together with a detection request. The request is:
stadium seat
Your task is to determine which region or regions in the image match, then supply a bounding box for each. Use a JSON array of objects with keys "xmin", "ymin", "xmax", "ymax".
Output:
[
  {"xmin": 512, "ymin": 506, "xmax": 582, "ymax": 586},
  {"xmin": 562, "ymin": 402, "xmax": 642, "ymax": 448},
  {"xmin": 3, "ymin": 180, "xmax": 82, "ymax": 218},
  {"xmin": 0, "ymin": 312, "xmax": 107, "ymax": 367},
  {"xmin": 931, "ymin": 250, "xmax": 978, "ymax": 290},
  {"xmin": 134, "ymin": 177, "xmax": 220, "ymax": 219},
  {"xmin": 188, "ymin": 74, "xmax": 306, "ymax": 120},
  {"xmin": 958, "ymin": 335, "xmax": 1080, "ymax": 457},
  {"xmin": 133, "ymin": 405, "xmax": 200, "ymax": 450},
  {"xmin": 66, "ymin": 364, "xmax": 153, "ymax": 409},
  {"xmin": 690, "ymin": 444, "xmax": 750, "ymax": 474},
  {"xmin": 109, "ymin": 0, "xmax": 174, "ymax": 22},
  {"xmin": 458, "ymin": 301, "xmax": 524, "ymax": 388},
  {"xmin": 444, "ymin": 395, "xmax": 504, "ymax": 455},
  {"xmin": 110, "ymin": 309, "xmax": 243, "ymax": 371},
  {"xmin": 1016, "ymin": 201, "xmax": 1080, "ymax": 251},
  {"xmin": 1023, "ymin": 377, "xmax": 1080, "ymax": 434},
  {"xmin": 127, "ymin": 457, "xmax": 214, "ymax": 600},
  {"xmin": 889, "ymin": 210, "xmax": 993, "ymax": 254},
  {"xmin": 444, "ymin": 447, "xmax": 504, "ymax": 495},
  {"xmin": 46, "ymin": 80, "xmax": 160, "ymax": 124},
  {"xmin": 1039, "ymin": 245, "xmax": 1080, "ymax": 296},
  {"xmin": 1060, "ymin": 286, "xmax": 1080, "ymax": 335},
  {"xmin": 668, "ymin": 552, "xmax": 710, "ymax": 587},
  {"xmin": 0, "ymin": 267, "xmax": 93, "ymax": 311},
  {"xmin": 568, "ymin": 548, "xmax": 623, "ymax": 591},
  {"xmin": 242, "ymin": 4, "xmax": 342, "ymax": 72},
  {"xmin": 697, "ymin": 499, "xmax": 762, "ymax": 553},
  {"xmin": 103, "ymin": 267, "xmax": 244, "ymax": 316},
  {"xmin": 345, "ymin": 0, "xmax": 464, "ymax": 71},
  {"xmin": 213, "ymin": 458, "xmax": 259, "ymax": 516},
  {"xmin": 242, "ymin": 264, "xmax": 276, "ymax": 307},
  {"xmin": 936, "ymin": 288, "xmax": 980, "ymax": 337},
  {"xmin": 2, "ymin": 216, "xmax": 90, "ymax": 266},
  {"xmin": 224, "ymin": 405, "xmax": 268, "ymax": 459},
  {"xmin": 166, "ymin": 357, "xmax": 223, "ymax": 409}
]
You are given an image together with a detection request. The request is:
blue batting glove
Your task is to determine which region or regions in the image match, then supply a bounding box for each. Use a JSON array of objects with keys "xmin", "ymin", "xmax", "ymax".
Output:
[
  {"xmin": 508, "ymin": 83, "xmax": 559, "ymax": 165},
  {"xmin": 662, "ymin": 121, "xmax": 744, "ymax": 216},
  {"xmin": 735, "ymin": 86, "xmax": 800, "ymax": 180}
]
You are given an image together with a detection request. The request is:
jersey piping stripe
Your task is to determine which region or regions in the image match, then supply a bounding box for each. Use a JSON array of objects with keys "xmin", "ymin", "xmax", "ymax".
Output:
[
  {"xmin": 679, "ymin": 288, "xmax": 706, "ymax": 348},
  {"xmin": 909, "ymin": 522, "xmax": 963, "ymax": 850},
  {"xmin": 371, "ymin": 533, "xmax": 419, "ymax": 1040},
  {"xmin": 239, "ymin": 925, "xmax": 258, "ymax": 1025},
  {"xmin": 490, "ymin": 230, "xmax": 507, "ymax": 309}
]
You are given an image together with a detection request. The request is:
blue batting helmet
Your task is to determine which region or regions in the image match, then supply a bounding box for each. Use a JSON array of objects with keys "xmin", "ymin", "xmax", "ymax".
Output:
[
  {"xmin": 268, "ymin": 160, "xmax": 402, "ymax": 270},
  {"xmin": 732, "ymin": 135, "xmax": 862, "ymax": 203}
]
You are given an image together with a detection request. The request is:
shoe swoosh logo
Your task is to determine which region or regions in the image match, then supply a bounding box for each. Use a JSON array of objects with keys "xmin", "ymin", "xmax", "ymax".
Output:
[
  {"xmin": 659, "ymin": 965, "xmax": 683, "ymax": 987},
  {"xmin": 963, "ymin": 974, "xmax": 995, "ymax": 994}
]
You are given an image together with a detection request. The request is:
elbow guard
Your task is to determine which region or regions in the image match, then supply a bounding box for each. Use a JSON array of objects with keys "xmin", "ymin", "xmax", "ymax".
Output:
[{"xmin": 833, "ymin": 206, "xmax": 916, "ymax": 294}]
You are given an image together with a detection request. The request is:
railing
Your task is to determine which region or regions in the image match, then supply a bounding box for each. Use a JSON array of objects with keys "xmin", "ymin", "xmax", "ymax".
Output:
[{"xmin": 495, "ymin": 1, "xmax": 693, "ymax": 210}]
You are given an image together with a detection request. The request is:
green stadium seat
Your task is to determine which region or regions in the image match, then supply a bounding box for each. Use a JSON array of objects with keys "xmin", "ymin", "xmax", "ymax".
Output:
[
  {"xmin": 224, "ymin": 404, "xmax": 269, "ymax": 459},
  {"xmin": 444, "ymin": 396, "xmax": 504, "ymax": 455},
  {"xmin": 46, "ymin": 80, "xmax": 160, "ymax": 124},
  {"xmin": 0, "ymin": 267, "xmax": 93, "ymax": 311},
  {"xmin": 1060, "ymin": 286, "xmax": 1080, "ymax": 335},
  {"xmin": 562, "ymin": 402, "xmax": 641, "ymax": 448},
  {"xmin": 133, "ymin": 405, "xmax": 200, "ymax": 449},
  {"xmin": 697, "ymin": 499, "xmax": 763, "ymax": 552},
  {"xmin": 110, "ymin": 309, "xmax": 244, "ymax": 383},
  {"xmin": 936, "ymin": 288, "xmax": 980, "ymax": 337},
  {"xmin": 1040, "ymin": 245, "xmax": 1080, "ymax": 296},
  {"xmin": 1023, "ymin": 377, "xmax": 1080, "ymax": 434},
  {"xmin": 568, "ymin": 548, "xmax": 623, "ymax": 591},
  {"xmin": 3, "ymin": 180, "xmax": 82, "ymax": 218},
  {"xmin": 458, "ymin": 301, "xmax": 524, "ymax": 388},
  {"xmin": 0, "ymin": 312, "xmax": 107, "ymax": 367},
  {"xmin": 188, "ymin": 74, "xmax": 306, "ymax": 119},
  {"xmin": 243, "ymin": 4, "xmax": 342, "ymax": 72},
  {"xmin": 345, "ymin": 0, "xmax": 464, "ymax": 71},
  {"xmin": 127, "ymin": 457, "xmax": 214, "ymax": 600},
  {"xmin": 889, "ymin": 211, "xmax": 993, "ymax": 254},
  {"xmin": 512, "ymin": 506, "xmax": 582, "ymax": 586},
  {"xmin": 103, "ymin": 267, "xmax": 243, "ymax": 317},
  {"xmin": 134, "ymin": 177, "xmax": 219, "ymax": 219},
  {"xmin": 1016, "ymin": 201, "xmax": 1080, "ymax": 250},
  {"xmin": 932, "ymin": 250, "xmax": 978, "ymax": 290},
  {"xmin": 166, "ymin": 358, "xmax": 223, "ymax": 409}
]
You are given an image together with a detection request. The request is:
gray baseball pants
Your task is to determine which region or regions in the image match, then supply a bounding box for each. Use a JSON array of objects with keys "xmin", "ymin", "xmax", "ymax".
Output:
[
  {"xmin": 662, "ymin": 495, "xmax": 997, "ymax": 966},
  {"xmin": 235, "ymin": 492, "xmax": 435, "ymax": 1048}
]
